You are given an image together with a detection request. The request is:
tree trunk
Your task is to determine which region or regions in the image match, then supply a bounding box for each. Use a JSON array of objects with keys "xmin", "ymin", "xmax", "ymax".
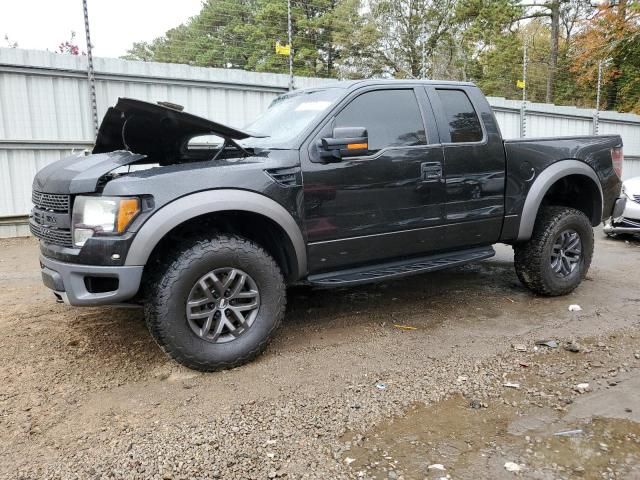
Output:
[
  {"xmin": 327, "ymin": 0, "xmax": 335, "ymax": 77},
  {"xmin": 408, "ymin": 0, "xmax": 421, "ymax": 78},
  {"xmin": 546, "ymin": 0, "xmax": 560, "ymax": 103},
  {"xmin": 605, "ymin": 0, "xmax": 627, "ymax": 110}
]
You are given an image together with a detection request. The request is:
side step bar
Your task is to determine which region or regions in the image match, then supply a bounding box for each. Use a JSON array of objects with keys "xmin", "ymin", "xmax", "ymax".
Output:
[{"xmin": 308, "ymin": 246, "xmax": 495, "ymax": 287}]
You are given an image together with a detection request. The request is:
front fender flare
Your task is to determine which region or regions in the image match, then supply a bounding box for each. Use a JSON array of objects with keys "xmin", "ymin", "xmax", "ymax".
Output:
[
  {"xmin": 517, "ymin": 159, "xmax": 603, "ymax": 241},
  {"xmin": 124, "ymin": 190, "xmax": 307, "ymax": 278}
]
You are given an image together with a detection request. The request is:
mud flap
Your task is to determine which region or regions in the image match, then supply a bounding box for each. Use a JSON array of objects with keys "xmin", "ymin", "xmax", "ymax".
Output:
[{"xmin": 611, "ymin": 197, "xmax": 627, "ymax": 221}]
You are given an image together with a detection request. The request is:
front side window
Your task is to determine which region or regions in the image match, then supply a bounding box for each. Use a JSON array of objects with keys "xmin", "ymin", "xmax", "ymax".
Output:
[
  {"xmin": 334, "ymin": 89, "xmax": 426, "ymax": 152},
  {"xmin": 435, "ymin": 89, "xmax": 483, "ymax": 143}
]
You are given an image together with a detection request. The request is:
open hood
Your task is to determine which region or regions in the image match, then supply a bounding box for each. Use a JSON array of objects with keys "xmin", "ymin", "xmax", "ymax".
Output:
[
  {"xmin": 33, "ymin": 151, "xmax": 146, "ymax": 194},
  {"xmin": 93, "ymin": 98, "xmax": 263, "ymax": 161}
]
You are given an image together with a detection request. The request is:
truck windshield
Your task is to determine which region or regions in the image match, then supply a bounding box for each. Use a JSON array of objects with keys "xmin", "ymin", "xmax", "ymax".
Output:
[{"xmin": 241, "ymin": 88, "xmax": 342, "ymax": 148}]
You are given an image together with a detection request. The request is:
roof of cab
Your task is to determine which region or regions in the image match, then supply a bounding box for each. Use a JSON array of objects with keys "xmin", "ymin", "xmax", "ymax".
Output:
[
  {"xmin": 293, "ymin": 78, "xmax": 476, "ymax": 94},
  {"xmin": 342, "ymin": 79, "xmax": 475, "ymax": 88}
]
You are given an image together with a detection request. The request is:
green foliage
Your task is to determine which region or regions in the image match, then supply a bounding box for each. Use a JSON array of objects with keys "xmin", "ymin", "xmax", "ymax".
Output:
[
  {"xmin": 474, "ymin": 32, "xmax": 523, "ymax": 99},
  {"xmin": 123, "ymin": 0, "xmax": 361, "ymax": 78},
  {"xmin": 361, "ymin": 0, "xmax": 458, "ymax": 78},
  {"xmin": 122, "ymin": 0, "xmax": 639, "ymax": 112},
  {"xmin": 617, "ymin": 30, "xmax": 640, "ymax": 113},
  {"xmin": 455, "ymin": 0, "xmax": 522, "ymax": 46}
]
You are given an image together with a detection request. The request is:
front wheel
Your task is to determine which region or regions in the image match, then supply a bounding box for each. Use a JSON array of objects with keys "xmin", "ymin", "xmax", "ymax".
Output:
[
  {"xmin": 145, "ymin": 234, "xmax": 286, "ymax": 371},
  {"xmin": 514, "ymin": 206, "xmax": 594, "ymax": 296}
]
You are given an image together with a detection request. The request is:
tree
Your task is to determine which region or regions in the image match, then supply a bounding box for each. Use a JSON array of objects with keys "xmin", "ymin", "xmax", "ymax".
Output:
[
  {"xmin": 124, "ymin": 0, "xmax": 255, "ymax": 68},
  {"xmin": 467, "ymin": 0, "xmax": 596, "ymax": 105},
  {"xmin": 123, "ymin": 0, "xmax": 362, "ymax": 78},
  {"xmin": 560, "ymin": 0, "xmax": 593, "ymax": 40},
  {"xmin": 125, "ymin": 41, "xmax": 154, "ymax": 61},
  {"xmin": 571, "ymin": 0, "xmax": 640, "ymax": 113},
  {"xmin": 57, "ymin": 31, "xmax": 83, "ymax": 56},
  {"xmin": 4, "ymin": 34, "xmax": 18, "ymax": 48},
  {"xmin": 517, "ymin": 1, "xmax": 571, "ymax": 103},
  {"xmin": 358, "ymin": 0, "xmax": 458, "ymax": 79},
  {"xmin": 120, "ymin": 0, "xmax": 638, "ymax": 113},
  {"xmin": 454, "ymin": 0, "xmax": 523, "ymax": 86},
  {"xmin": 472, "ymin": 19, "xmax": 558, "ymax": 103},
  {"xmin": 546, "ymin": 0, "xmax": 561, "ymax": 103},
  {"xmin": 330, "ymin": 0, "xmax": 380, "ymax": 78}
]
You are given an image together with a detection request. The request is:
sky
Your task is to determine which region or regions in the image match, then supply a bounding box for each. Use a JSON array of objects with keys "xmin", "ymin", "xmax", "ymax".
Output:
[{"xmin": 1, "ymin": 0, "xmax": 203, "ymax": 58}]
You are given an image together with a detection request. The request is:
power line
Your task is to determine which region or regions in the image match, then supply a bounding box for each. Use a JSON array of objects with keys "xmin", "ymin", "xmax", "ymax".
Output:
[{"xmin": 72, "ymin": 0, "xmax": 638, "ymax": 114}]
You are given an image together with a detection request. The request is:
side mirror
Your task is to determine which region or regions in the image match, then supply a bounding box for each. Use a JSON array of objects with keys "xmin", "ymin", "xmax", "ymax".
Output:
[{"xmin": 320, "ymin": 127, "xmax": 368, "ymax": 161}]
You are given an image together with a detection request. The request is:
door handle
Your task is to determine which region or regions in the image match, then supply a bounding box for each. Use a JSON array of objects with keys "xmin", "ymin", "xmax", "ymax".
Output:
[{"xmin": 421, "ymin": 162, "xmax": 442, "ymax": 181}]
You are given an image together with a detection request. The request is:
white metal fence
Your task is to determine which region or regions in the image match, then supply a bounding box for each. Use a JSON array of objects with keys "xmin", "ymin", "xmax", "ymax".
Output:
[{"xmin": 1, "ymin": 48, "xmax": 640, "ymax": 238}]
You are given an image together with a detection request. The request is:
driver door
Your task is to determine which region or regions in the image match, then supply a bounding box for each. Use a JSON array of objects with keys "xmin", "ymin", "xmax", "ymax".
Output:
[{"xmin": 301, "ymin": 87, "xmax": 447, "ymax": 273}]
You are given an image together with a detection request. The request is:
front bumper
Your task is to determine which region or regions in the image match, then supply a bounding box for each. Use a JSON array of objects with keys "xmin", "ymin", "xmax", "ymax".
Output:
[
  {"xmin": 40, "ymin": 255, "xmax": 144, "ymax": 306},
  {"xmin": 603, "ymin": 196, "xmax": 640, "ymax": 234}
]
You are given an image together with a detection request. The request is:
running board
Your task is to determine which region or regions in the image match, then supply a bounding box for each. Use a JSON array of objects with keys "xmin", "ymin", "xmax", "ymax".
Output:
[{"xmin": 307, "ymin": 246, "xmax": 495, "ymax": 287}]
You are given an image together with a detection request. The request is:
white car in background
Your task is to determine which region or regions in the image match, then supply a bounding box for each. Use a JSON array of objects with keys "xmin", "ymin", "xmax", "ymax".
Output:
[{"xmin": 604, "ymin": 176, "xmax": 640, "ymax": 237}]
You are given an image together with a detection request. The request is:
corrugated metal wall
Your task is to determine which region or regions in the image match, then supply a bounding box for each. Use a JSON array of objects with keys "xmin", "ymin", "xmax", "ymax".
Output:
[
  {"xmin": 1, "ymin": 48, "xmax": 640, "ymax": 237},
  {"xmin": 0, "ymin": 48, "xmax": 334, "ymax": 237}
]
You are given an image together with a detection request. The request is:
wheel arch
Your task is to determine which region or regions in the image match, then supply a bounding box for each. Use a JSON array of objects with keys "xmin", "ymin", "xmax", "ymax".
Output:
[
  {"xmin": 517, "ymin": 160, "xmax": 603, "ymax": 241},
  {"xmin": 125, "ymin": 190, "xmax": 307, "ymax": 281}
]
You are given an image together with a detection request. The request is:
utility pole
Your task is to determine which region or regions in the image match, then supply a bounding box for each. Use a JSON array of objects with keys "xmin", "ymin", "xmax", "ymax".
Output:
[
  {"xmin": 593, "ymin": 60, "xmax": 603, "ymax": 135},
  {"xmin": 287, "ymin": 0, "xmax": 294, "ymax": 91},
  {"xmin": 421, "ymin": 23, "xmax": 426, "ymax": 79},
  {"xmin": 520, "ymin": 39, "xmax": 528, "ymax": 138},
  {"xmin": 82, "ymin": 0, "xmax": 99, "ymax": 137}
]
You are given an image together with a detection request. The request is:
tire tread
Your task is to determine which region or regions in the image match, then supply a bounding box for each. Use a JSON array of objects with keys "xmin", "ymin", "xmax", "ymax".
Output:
[
  {"xmin": 514, "ymin": 206, "xmax": 593, "ymax": 297},
  {"xmin": 144, "ymin": 234, "xmax": 286, "ymax": 371}
]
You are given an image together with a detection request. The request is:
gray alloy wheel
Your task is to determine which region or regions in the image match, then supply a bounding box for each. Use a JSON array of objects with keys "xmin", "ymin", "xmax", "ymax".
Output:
[
  {"xmin": 550, "ymin": 229, "xmax": 582, "ymax": 277},
  {"xmin": 513, "ymin": 206, "xmax": 593, "ymax": 297},
  {"xmin": 145, "ymin": 234, "xmax": 286, "ymax": 371},
  {"xmin": 186, "ymin": 268, "xmax": 261, "ymax": 344}
]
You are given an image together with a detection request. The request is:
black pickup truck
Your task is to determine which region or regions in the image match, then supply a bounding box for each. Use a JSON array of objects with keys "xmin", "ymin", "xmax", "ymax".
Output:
[{"xmin": 31, "ymin": 80, "xmax": 625, "ymax": 371}]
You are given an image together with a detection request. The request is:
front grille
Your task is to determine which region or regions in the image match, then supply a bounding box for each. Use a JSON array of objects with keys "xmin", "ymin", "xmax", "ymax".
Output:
[
  {"xmin": 620, "ymin": 217, "xmax": 640, "ymax": 228},
  {"xmin": 29, "ymin": 222, "xmax": 73, "ymax": 247},
  {"xmin": 633, "ymin": 194, "xmax": 640, "ymax": 204},
  {"xmin": 32, "ymin": 191, "xmax": 70, "ymax": 213},
  {"xmin": 31, "ymin": 190, "xmax": 73, "ymax": 247}
]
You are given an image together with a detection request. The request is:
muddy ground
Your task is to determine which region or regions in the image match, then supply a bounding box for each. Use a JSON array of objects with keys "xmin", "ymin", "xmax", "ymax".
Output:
[{"xmin": 0, "ymin": 233, "xmax": 639, "ymax": 480}]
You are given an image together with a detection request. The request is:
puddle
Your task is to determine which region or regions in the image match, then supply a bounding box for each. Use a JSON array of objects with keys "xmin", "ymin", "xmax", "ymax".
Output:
[
  {"xmin": 344, "ymin": 395, "xmax": 640, "ymax": 479},
  {"xmin": 527, "ymin": 417, "xmax": 640, "ymax": 477},
  {"xmin": 342, "ymin": 341, "xmax": 640, "ymax": 479},
  {"xmin": 344, "ymin": 395, "xmax": 513, "ymax": 478}
]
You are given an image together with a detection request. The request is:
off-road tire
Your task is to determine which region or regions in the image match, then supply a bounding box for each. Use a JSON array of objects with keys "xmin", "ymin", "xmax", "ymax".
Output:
[
  {"xmin": 145, "ymin": 234, "xmax": 286, "ymax": 371},
  {"xmin": 514, "ymin": 206, "xmax": 593, "ymax": 296}
]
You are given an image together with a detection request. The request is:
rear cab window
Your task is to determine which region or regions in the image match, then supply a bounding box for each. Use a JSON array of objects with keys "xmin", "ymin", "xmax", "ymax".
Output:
[{"xmin": 435, "ymin": 89, "xmax": 483, "ymax": 143}]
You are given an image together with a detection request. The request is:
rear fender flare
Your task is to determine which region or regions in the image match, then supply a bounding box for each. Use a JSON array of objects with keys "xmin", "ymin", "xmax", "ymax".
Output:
[
  {"xmin": 124, "ymin": 190, "xmax": 307, "ymax": 278},
  {"xmin": 517, "ymin": 159, "xmax": 603, "ymax": 241}
]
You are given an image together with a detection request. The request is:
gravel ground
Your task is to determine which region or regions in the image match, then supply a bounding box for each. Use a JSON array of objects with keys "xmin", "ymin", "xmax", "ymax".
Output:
[{"xmin": 0, "ymin": 233, "xmax": 639, "ymax": 480}]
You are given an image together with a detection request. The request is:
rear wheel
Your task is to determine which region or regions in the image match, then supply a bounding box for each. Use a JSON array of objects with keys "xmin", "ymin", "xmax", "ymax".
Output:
[
  {"xmin": 514, "ymin": 206, "xmax": 593, "ymax": 296},
  {"xmin": 145, "ymin": 234, "xmax": 286, "ymax": 371}
]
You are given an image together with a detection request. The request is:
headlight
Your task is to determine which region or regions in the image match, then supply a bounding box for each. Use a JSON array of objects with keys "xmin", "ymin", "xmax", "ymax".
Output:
[{"xmin": 72, "ymin": 196, "xmax": 140, "ymax": 247}]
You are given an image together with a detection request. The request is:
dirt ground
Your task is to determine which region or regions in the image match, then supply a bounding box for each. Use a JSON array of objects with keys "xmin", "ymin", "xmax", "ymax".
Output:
[{"xmin": 0, "ymin": 232, "xmax": 639, "ymax": 480}]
